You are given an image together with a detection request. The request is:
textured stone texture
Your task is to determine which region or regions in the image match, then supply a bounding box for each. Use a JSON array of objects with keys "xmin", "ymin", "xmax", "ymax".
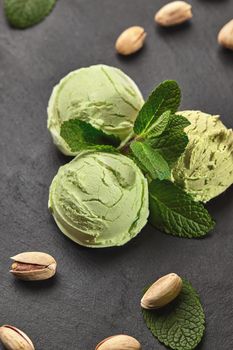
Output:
[{"xmin": 0, "ymin": 0, "xmax": 233, "ymax": 349}]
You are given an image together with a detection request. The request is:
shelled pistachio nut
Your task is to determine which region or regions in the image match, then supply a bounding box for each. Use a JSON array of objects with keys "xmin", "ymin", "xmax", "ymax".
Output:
[
  {"xmin": 96, "ymin": 335, "xmax": 142, "ymax": 350},
  {"xmin": 218, "ymin": 19, "xmax": 233, "ymax": 50},
  {"xmin": 141, "ymin": 273, "xmax": 182, "ymax": 309},
  {"xmin": 10, "ymin": 252, "xmax": 57, "ymax": 281},
  {"xmin": 115, "ymin": 26, "xmax": 147, "ymax": 55},
  {"xmin": 0, "ymin": 325, "xmax": 35, "ymax": 350},
  {"xmin": 155, "ymin": 1, "xmax": 192, "ymax": 27}
]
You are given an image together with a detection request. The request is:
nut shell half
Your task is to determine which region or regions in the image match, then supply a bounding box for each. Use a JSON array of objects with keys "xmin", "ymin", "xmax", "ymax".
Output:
[
  {"xmin": 141, "ymin": 273, "xmax": 182, "ymax": 309},
  {"xmin": 0, "ymin": 325, "xmax": 35, "ymax": 350},
  {"xmin": 10, "ymin": 252, "xmax": 57, "ymax": 281},
  {"xmin": 115, "ymin": 26, "xmax": 146, "ymax": 55},
  {"xmin": 218, "ymin": 19, "xmax": 233, "ymax": 50},
  {"xmin": 155, "ymin": 1, "xmax": 192, "ymax": 27}
]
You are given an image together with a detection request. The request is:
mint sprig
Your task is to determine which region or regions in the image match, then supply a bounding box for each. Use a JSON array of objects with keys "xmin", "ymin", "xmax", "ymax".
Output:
[
  {"xmin": 60, "ymin": 119, "xmax": 120, "ymax": 153},
  {"xmin": 121, "ymin": 113, "xmax": 189, "ymax": 168},
  {"xmin": 4, "ymin": 0, "xmax": 57, "ymax": 29},
  {"xmin": 142, "ymin": 279, "xmax": 205, "ymax": 350},
  {"xmin": 130, "ymin": 141, "xmax": 170, "ymax": 180},
  {"xmin": 149, "ymin": 180, "xmax": 215, "ymax": 238},
  {"xmin": 134, "ymin": 80, "xmax": 181, "ymax": 136}
]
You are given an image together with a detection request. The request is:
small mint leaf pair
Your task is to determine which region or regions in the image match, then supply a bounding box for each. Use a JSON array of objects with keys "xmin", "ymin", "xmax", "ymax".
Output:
[
  {"xmin": 133, "ymin": 80, "xmax": 190, "ymax": 167},
  {"xmin": 129, "ymin": 113, "xmax": 190, "ymax": 181},
  {"xmin": 134, "ymin": 80, "xmax": 181, "ymax": 136},
  {"xmin": 142, "ymin": 279, "xmax": 205, "ymax": 350},
  {"xmin": 60, "ymin": 119, "xmax": 120, "ymax": 154},
  {"xmin": 4, "ymin": 0, "xmax": 57, "ymax": 29}
]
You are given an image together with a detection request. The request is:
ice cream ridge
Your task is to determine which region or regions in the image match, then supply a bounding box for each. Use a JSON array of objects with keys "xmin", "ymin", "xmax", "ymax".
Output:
[
  {"xmin": 172, "ymin": 110, "xmax": 233, "ymax": 202},
  {"xmin": 47, "ymin": 64, "xmax": 144, "ymax": 155},
  {"xmin": 49, "ymin": 151, "xmax": 149, "ymax": 248}
]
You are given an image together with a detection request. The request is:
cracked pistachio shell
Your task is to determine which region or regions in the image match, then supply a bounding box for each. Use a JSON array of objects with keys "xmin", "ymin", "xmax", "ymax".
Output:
[
  {"xmin": 96, "ymin": 335, "xmax": 142, "ymax": 350},
  {"xmin": 10, "ymin": 252, "xmax": 57, "ymax": 281},
  {"xmin": 155, "ymin": 1, "xmax": 192, "ymax": 27},
  {"xmin": 115, "ymin": 26, "xmax": 147, "ymax": 55},
  {"xmin": 0, "ymin": 325, "xmax": 35, "ymax": 350},
  {"xmin": 218, "ymin": 19, "xmax": 233, "ymax": 50},
  {"xmin": 141, "ymin": 273, "xmax": 182, "ymax": 309}
]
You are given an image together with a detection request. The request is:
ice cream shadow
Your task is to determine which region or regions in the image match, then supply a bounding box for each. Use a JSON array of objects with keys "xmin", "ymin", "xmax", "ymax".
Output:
[{"xmin": 207, "ymin": 185, "xmax": 233, "ymax": 215}]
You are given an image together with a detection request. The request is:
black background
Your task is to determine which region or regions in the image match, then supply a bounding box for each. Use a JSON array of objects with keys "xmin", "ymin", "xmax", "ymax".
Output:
[{"xmin": 0, "ymin": 0, "xmax": 233, "ymax": 349}]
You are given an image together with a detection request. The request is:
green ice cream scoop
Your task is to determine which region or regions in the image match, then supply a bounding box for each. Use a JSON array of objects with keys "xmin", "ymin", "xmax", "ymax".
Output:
[
  {"xmin": 47, "ymin": 65, "xmax": 144, "ymax": 155},
  {"xmin": 172, "ymin": 110, "xmax": 233, "ymax": 203},
  {"xmin": 49, "ymin": 151, "xmax": 149, "ymax": 248}
]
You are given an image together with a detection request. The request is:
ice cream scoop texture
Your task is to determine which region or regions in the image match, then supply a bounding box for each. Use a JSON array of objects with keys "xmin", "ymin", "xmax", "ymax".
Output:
[
  {"xmin": 47, "ymin": 65, "xmax": 144, "ymax": 155},
  {"xmin": 49, "ymin": 151, "xmax": 149, "ymax": 247},
  {"xmin": 172, "ymin": 110, "xmax": 233, "ymax": 202}
]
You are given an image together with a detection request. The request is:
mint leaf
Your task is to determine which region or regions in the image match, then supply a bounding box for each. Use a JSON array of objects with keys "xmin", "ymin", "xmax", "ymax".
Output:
[
  {"xmin": 146, "ymin": 110, "xmax": 171, "ymax": 139},
  {"xmin": 142, "ymin": 279, "xmax": 205, "ymax": 350},
  {"xmin": 130, "ymin": 142, "xmax": 170, "ymax": 180},
  {"xmin": 4, "ymin": 0, "xmax": 56, "ymax": 29},
  {"xmin": 149, "ymin": 180, "xmax": 215, "ymax": 238},
  {"xmin": 147, "ymin": 114, "xmax": 190, "ymax": 166},
  {"xmin": 134, "ymin": 81, "xmax": 181, "ymax": 136},
  {"xmin": 60, "ymin": 119, "xmax": 120, "ymax": 153},
  {"xmin": 170, "ymin": 114, "xmax": 191, "ymax": 130}
]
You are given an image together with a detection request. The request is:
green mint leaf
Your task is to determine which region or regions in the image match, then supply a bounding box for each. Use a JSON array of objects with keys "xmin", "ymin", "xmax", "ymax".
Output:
[
  {"xmin": 149, "ymin": 179, "xmax": 215, "ymax": 238},
  {"xmin": 134, "ymin": 80, "xmax": 181, "ymax": 135},
  {"xmin": 147, "ymin": 114, "xmax": 190, "ymax": 166},
  {"xmin": 146, "ymin": 110, "xmax": 171, "ymax": 139},
  {"xmin": 130, "ymin": 142, "xmax": 170, "ymax": 180},
  {"xmin": 142, "ymin": 279, "xmax": 205, "ymax": 350},
  {"xmin": 4, "ymin": 0, "xmax": 57, "ymax": 29},
  {"xmin": 60, "ymin": 119, "xmax": 120, "ymax": 153},
  {"xmin": 170, "ymin": 114, "xmax": 191, "ymax": 130}
]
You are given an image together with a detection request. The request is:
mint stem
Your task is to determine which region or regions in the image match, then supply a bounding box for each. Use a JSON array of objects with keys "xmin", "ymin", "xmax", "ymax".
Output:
[{"xmin": 118, "ymin": 134, "xmax": 144, "ymax": 154}]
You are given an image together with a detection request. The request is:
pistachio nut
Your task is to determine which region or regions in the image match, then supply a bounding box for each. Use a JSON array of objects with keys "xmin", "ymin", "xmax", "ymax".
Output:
[
  {"xmin": 141, "ymin": 273, "xmax": 182, "ymax": 309},
  {"xmin": 115, "ymin": 26, "xmax": 147, "ymax": 55},
  {"xmin": 96, "ymin": 335, "xmax": 142, "ymax": 350},
  {"xmin": 10, "ymin": 252, "xmax": 57, "ymax": 281},
  {"xmin": 0, "ymin": 325, "xmax": 35, "ymax": 350},
  {"xmin": 155, "ymin": 1, "xmax": 192, "ymax": 27},
  {"xmin": 218, "ymin": 19, "xmax": 233, "ymax": 50}
]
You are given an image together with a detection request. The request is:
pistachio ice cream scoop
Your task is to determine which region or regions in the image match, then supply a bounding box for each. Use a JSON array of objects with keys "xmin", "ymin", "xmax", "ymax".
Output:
[
  {"xmin": 172, "ymin": 110, "xmax": 233, "ymax": 202},
  {"xmin": 49, "ymin": 151, "xmax": 149, "ymax": 248},
  {"xmin": 47, "ymin": 65, "xmax": 144, "ymax": 155}
]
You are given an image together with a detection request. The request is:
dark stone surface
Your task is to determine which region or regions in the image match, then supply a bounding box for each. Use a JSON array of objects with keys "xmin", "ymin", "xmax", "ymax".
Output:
[{"xmin": 0, "ymin": 0, "xmax": 233, "ymax": 349}]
